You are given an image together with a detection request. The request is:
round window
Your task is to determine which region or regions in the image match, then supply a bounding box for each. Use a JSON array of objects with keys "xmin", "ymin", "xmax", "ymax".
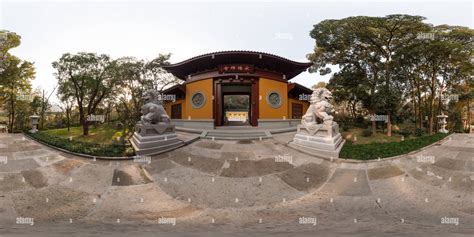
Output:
[
  {"xmin": 266, "ymin": 91, "xmax": 282, "ymax": 108},
  {"xmin": 191, "ymin": 92, "xmax": 206, "ymax": 109}
]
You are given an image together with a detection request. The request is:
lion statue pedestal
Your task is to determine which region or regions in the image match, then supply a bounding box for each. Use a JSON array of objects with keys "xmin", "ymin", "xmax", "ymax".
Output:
[
  {"xmin": 130, "ymin": 90, "xmax": 184, "ymax": 156},
  {"xmin": 289, "ymin": 88, "xmax": 345, "ymax": 159}
]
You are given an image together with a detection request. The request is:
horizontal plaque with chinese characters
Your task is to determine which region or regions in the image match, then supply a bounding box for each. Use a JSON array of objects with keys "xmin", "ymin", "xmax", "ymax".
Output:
[{"xmin": 218, "ymin": 64, "xmax": 254, "ymax": 74}]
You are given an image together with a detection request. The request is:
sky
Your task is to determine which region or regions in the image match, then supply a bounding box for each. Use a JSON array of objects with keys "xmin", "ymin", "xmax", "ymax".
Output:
[{"xmin": 0, "ymin": 0, "xmax": 472, "ymax": 103}]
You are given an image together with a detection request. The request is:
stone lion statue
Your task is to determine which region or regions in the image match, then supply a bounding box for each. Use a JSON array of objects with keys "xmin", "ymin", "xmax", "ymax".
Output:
[
  {"xmin": 302, "ymin": 87, "xmax": 335, "ymax": 127},
  {"xmin": 140, "ymin": 89, "xmax": 170, "ymax": 124}
]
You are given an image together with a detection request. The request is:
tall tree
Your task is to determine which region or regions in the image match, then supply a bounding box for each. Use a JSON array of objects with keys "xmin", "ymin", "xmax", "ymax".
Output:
[
  {"xmin": 403, "ymin": 26, "xmax": 473, "ymax": 134},
  {"xmin": 0, "ymin": 31, "xmax": 35, "ymax": 132},
  {"xmin": 309, "ymin": 15, "xmax": 430, "ymax": 136},
  {"xmin": 57, "ymin": 88, "xmax": 75, "ymax": 132},
  {"xmin": 53, "ymin": 52, "xmax": 115, "ymax": 135},
  {"xmin": 111, "ymin": 54, "xmax": 176, "ymax": 135}
]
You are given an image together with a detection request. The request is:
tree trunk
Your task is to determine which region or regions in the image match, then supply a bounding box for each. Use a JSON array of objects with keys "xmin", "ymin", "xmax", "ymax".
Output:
[
  {"xmin": 428, "ymin": 74, "xmax": 436, "ymax": 135},
  {"xmin": 83, "ymin": 122, "xmax": 89, "ymax": 136},
  {"xmin": 418, "ymin": 93, "xmax": 423, "ymax": 129},
  {"xmin": 9, "ymin": 99, "xmax": 15, "ymax": 133},
  {"xmin": 66, "ymin": 108, "xmax": 71, "ymax": 132},
  {"xmin": 78, "ymin": 105, "xmax": 89, "ymax": 136},
  {"xmin": 413, "ymin": 97, "xmax": 418, "ymax": 129},
  {"xmin": 386, "ymin": 114, "xmax": 392, "ymax": 136},
  {"xmin": 429, "ymin": 95, "xmax": 435, "ymax": 135},
  {"xmin": 371, "ymin": 113, "xmax": 376, "ymax": 134}
]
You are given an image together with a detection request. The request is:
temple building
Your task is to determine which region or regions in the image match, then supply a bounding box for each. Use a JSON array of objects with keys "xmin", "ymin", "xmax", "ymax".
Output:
[{"xmin": 162, "ymin": 51, "xmax": 313, "ymax": 129}]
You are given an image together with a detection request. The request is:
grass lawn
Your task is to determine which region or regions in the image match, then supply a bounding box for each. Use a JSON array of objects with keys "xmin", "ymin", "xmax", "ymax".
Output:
[
  {"xmin": 43, "ymin": 125, "xmax": 130, "ymax": 145},
  {"xmin": 340, "ymin": 132, "xmax": 449, "ymax": 160},
  {"xmin": 341, "ymin": 128, "xmax": 424, "ymax": 144}
]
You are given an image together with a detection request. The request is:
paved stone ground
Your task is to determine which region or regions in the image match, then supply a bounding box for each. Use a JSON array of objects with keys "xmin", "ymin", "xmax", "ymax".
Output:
[{"xmin": 0, "ymin": 133, "xmax": 472, "ymax": 236}]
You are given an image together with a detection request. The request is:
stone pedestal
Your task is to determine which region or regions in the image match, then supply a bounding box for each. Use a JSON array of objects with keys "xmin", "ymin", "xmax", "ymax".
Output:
[
  {"xmin": 29, "ymin": 114, "xmax": 40, "ymax": 133},
  {"xmin": 130, "ymin": 123, "xmax": 183, "ymax": 156},
  {"xmin": 289, "ymin": 123, "xmax": 345, "ymax": 158},
  {"xmin": 437, "ymin": 114, "xmax": 449, "ymax": 134}
]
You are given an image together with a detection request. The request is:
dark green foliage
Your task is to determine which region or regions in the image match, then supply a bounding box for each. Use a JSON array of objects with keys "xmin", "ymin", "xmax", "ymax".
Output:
[
  {"xmin": 355, "ymin": 115, "xmax": 365, "ymax": 126},
  {"xmin": 415, "ymin": 128, "xmax": 425, "ymax": 137},
  {"xmin": 361, "ymin": 129, "xmax": 373, "ymax": 137},
  {"xmin": 26, "ymin": 131, "xmax": 132, "ymax": 157},
  {"xmin": 398, "ymin": 129, "xmax": 412, "ymax": 137},
  {"xmin": 340, "ymin": 133, "xmax": 449, "ymax": 160}
]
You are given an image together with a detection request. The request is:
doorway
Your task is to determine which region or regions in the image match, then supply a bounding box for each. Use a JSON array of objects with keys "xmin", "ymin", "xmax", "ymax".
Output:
[
  {"xmin": 223, "ymin": 94, "xmax": 250, "ymax": 126},
  {"xmin": 214, "ymin": 77, "xmax": 259, "ymax": 127}
]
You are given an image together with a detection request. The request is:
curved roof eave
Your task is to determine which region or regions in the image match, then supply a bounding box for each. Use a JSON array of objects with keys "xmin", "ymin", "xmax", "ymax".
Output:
[{"xmin": 163, "ymin": 50, "xmax": 313, "ymax": 80}]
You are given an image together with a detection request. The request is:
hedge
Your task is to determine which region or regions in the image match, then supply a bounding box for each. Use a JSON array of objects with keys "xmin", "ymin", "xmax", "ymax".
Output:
[
  {"xmin": 25, "ymin": 131, "xmax": 131, "ymax": 157},
  {"xmin": 339, "ymin": 133, "xmax": 450, "ymax": 160}
]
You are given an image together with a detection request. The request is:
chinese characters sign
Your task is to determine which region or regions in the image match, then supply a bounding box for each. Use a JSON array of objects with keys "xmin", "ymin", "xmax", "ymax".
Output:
[{"xmin": 219, "ymin": 64, "xmax": 254, "ymax": 74}]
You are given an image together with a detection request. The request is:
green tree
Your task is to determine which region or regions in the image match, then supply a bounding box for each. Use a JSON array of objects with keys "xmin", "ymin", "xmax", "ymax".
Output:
[
  {"xmin": 111, "ymin": 54, "xmax": 176, "ymax": 136},
  {"xmin": 309, "ymin": 15, "xmax": 431, "ymax": 136},
  {"xmin": 53, "ymin": 52, "xmax": 116, "ymax": 135},
  {"xmin": 0, "ymin": 31, "xmax": 35, "ymax": 132},
  {"xmin": 401, "ymin": 26, "xmax": 473, "ymax": 134}
]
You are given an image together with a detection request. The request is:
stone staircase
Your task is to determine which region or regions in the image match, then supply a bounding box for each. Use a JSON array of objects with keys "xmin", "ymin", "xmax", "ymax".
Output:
[{"xmin": 203, "ymin": 130, "xmax": 271, "ymax": 140}]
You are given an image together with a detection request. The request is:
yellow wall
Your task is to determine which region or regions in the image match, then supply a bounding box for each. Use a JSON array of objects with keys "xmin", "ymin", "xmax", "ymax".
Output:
[
  {"xmin": 185, "ymin": 79, "xmax": 213, "ymax": 119},
  {"xmin": 288, "ymin": 98, "xmax": 309, "ymax": 119},
  {"xmin": 164, "ymin": 99, "xmax": 186, "ymax": 118},
  {"xmin": 164, "ymin": 78, "xmax": 309, "ymax": 121},
  {"xmin": 258, "ymin": 78, "xmax": 288, "ymax": 119}
]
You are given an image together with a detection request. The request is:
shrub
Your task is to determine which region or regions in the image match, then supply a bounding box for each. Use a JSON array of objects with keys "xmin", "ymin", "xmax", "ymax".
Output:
[
  {"xmin": 342, "ymin": 124, "xmax": 349, "ymax": 132},
  {"xmin": 361, "ymin": 128, "xmax": 373, "ymax": 137},
  {"xmin": 398, "ymin": 129, "xmax": 412, "ymax": 137},
  {"xmin": 415, "ymin": 128, "xmax": 424, "ymax": 137},
  {"xmin": 355, "ymin": 115, "xmax": 365, "ymax": 124},
  {"xmin": 339, "ymin": 132, "xmax": 450, "ymax": 160},
  {"xmin": 25, "ymin": 131, "xmax": 132, "ymax": 157}
]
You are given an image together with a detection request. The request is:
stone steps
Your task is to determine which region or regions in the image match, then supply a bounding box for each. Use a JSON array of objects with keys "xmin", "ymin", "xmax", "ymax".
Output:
[{"xmin": 204, "ymin": 131, "xmax": 271, "ymax": 140}]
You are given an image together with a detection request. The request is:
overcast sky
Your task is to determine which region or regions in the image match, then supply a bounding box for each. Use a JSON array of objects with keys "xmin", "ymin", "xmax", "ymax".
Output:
[{"xmin": 1, "ymin": 0, "xmax": 472, "ymax": 103}]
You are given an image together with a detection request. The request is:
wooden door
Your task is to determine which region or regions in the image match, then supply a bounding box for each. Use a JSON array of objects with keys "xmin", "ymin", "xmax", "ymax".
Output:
[{"xmin": 171, "ymin": 103, "xmax": 182, "ymax": 119}]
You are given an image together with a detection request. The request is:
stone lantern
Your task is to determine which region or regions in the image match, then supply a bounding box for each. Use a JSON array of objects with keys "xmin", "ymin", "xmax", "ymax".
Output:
[
  {"xmin": 29, "ymin": 114, "xmax": 40, "ymax": 133},
  {"xmin": 437, "ymin": 113, "xmax": 448, "ymax": 134}
]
